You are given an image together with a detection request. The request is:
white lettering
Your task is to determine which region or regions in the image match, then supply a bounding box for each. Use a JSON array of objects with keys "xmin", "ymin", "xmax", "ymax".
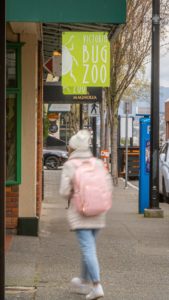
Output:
[
  {"xmin": 92, "ymin": 46, "xmax": 99, "ymax": 63},
  {"xmin": 83, "ymin": 34, "xmax": 108, "ymax": 44},
  {"xmin": 100, "ymin": 65, "xmax": 107, "ymax": 83},
  {"xmin": 91, "ymin": 65, "xmax": 98, "ymax": 83},
  {"xmin": 83, "ymin": 64, "xmax": 89, "ymax": 84},
  {"xmin": 101, "ymin": 46, "xmax": 108, "ymax": 63},
  {"xmin": 73, "ymin": 87, "xmax": 87, "ymax": 94},
  {"xmin": 83, "ymin": 45, "xmax": 90, "ymax": 63}
]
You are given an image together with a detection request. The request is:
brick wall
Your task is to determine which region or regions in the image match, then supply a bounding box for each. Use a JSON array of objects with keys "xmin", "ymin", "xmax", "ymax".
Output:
[
  {"xmin": 36, "ymin": 42, "xmax": 43, "ymax": 217},
  {"xmin": 6, "ymin": 185, "xmax": 19, "ymax": 229}
]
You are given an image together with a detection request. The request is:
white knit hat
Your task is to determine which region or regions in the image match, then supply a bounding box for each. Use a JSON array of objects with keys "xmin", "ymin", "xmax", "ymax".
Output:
[{"xmin": 69, "ymin": 130, "xmax": 91, "ymax": 150}]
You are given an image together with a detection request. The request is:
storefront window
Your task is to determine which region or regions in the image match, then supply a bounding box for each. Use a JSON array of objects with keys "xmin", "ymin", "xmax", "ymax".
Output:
[
  {"xmin": 6, "ymin": 43, "xmax": 21, "ymax": 185},
  {"xmin": 6, "ymin": 49, "xmax": 17, "ymax": 88}
]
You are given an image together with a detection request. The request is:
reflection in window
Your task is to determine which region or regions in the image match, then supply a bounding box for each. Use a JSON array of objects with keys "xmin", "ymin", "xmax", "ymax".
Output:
[
  {"xmin": 6, "ymin": 94, "xmax": 17, "ymax": 181},
  {"xmin": 6, "ymin": 49, "xmax": 17, "ymax": 88}
]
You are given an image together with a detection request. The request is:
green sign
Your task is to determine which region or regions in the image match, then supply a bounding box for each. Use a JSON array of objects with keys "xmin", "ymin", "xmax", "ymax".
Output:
[
  {"xmin": 6, "ymin": 0, "xmax": 126, "ymax": 23},
  {"xmin": 63, "ymin": 86, "xmax": 88, "ymax": 95},
  {"xmin": 62, "ymin": 32, "xmax": 110, "ymax": 87}
]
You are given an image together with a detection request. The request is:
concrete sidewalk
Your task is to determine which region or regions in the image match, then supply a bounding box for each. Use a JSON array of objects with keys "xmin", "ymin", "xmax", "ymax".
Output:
[{"xmin": 5, "ymin": 170, "xmax": 169, "ymax": 299}]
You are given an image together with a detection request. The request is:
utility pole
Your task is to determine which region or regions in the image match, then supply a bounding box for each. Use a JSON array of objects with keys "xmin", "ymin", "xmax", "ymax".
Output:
[
  {"xmin": 0, "ymin": 0, "xmax": 5, "ymax": 298},
  {"xmin": 145, "ymin": 0, "xmax": 163, "ymax": 217},
  {"xmin": 150, "ymin": 0, "xmax": 160, "ymax": 208},
  {"xmin": 79, "ymin": 104, "xmax": 83, "ymax": 129},
  {"xmin": 125, "ymin": 102, "xmax": 129, "ymax": 189},
  {"xmin": 92, "ymin": 117, "xmax": 97, "ymax": 157}
]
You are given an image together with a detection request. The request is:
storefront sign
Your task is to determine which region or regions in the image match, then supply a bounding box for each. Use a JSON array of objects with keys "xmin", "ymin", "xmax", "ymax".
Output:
[
  {"xmin": 44, "ymin": 84, "xmax": 102, "ymax": 104},
  {"xmin": 63, "ymin": 86, "xmax": 88, "ymax": 95},
  {"xmin": 47, "ymin": 112, "xmax": 59, "ymax": 121},
  {"xmin": 48, "ymin": 104, "xmax": 71, "ymax": 112},
  {"xmin": 62, "ymin": 32, "xmax": 110, "ymax": 87}
]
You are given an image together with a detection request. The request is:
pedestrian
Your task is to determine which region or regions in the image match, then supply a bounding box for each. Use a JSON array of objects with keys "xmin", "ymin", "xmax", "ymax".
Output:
[{"xmin": 59, "ymin": 129, "xmax": 113, "ymax": 300}]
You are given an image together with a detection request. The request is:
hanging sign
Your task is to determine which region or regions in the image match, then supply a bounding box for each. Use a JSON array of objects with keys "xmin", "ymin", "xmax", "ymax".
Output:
[
  {"xmin": 63, "ymin": 86, "xmax": 88, "ymax": 95},
  {"xmin": 88, "ymin": 103, "xmax": 100, "ymax": 117},
  {"xmin": 48, "ymin": 104, "xmax": 71, "ymax": 112},
  {"xmin": 44, "ymin": 85, "xmax": 102, "ymax": 104},
  {"xmin": 44, "ymin": 56, "xmax": 61, "ymax": 76},
  {"xmin": 62, "ymin": 32, "xmax": 110, "ymax": 87},
  {"xmin": 47, "ymin": 112, "xmax": 59, "ymax": 121}
]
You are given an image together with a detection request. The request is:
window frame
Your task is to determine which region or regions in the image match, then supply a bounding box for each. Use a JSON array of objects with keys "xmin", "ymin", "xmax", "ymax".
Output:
[{"xmin": 6, "ymin": 42, "xmax": 22, "ymax": 186}]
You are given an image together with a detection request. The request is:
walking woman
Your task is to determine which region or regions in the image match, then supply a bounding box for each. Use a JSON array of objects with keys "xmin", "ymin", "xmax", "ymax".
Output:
[{"xmin": 59, "ymin": 130, "xmax": 113, "ymax": 300}]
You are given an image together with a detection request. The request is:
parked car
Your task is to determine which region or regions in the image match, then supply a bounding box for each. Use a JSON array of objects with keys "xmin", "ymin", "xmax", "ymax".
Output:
[
  {"xmin": 44, "ymin": 135, "xmax": 67, "ymax": 151},
  {"xmin": 43, "ymin": 136, "xmax": 68, "ymax": 170},
  {"xmin": 43, "ymin": 148, "xmax": 68, "ymax": 170},
  {"xmin": 159, "ymin": 140, "xmax": 169, "ymax": 203}
]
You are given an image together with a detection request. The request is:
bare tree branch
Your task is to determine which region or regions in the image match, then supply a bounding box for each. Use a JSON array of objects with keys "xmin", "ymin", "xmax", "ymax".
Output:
[{"xmin": 108, "ymin": 0, "xmax": 168, "ymax": 183}]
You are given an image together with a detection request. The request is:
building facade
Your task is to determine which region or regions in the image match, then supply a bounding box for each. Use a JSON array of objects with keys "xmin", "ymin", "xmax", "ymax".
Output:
[{"xmin": 6, "ymin": 22, "xmax": 43, "ymax": 235}]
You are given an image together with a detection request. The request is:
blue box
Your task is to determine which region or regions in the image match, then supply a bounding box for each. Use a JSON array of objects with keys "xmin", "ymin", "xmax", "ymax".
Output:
[{"xmin": 139, "ymin": 118, "xmax": 150, "ymax": 213}]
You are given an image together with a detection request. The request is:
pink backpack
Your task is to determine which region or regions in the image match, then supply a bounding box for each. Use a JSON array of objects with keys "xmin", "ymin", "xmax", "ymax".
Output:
[{"xmin": 71, "ymin": 157, "xmax": 112, "ymax": 217}]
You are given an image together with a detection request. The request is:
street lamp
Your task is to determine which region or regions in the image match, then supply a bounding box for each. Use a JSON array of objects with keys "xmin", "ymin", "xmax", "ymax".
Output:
[
  {"xmin": 145, "ymin": 0, "xmax": 163, "ymax": 217},
  {"xmin": 150, "ymin": 0, "xmax": 160, "ymax": 208},
  {"xmin": 64, "ymin": 113, "xmax": 69, "ymax": 146},
  {"xmin": 125, "ymin": 102, "xmax": 129, "ymax": 189}
]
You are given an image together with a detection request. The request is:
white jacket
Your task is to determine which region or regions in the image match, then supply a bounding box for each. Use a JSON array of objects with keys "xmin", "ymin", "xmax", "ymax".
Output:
[{"xmin": 59, "ymin": 149, "xmax": 113, "ymax": 230}]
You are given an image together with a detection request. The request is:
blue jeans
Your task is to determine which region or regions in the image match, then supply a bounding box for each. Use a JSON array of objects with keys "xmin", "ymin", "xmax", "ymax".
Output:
[{"xmin": 75, "ymin": 229, "xmax": 100, "ymax": 283}]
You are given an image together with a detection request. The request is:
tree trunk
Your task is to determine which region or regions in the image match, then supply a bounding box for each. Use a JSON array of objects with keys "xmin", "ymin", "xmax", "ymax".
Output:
[
  {"xmin": 110, "ymin": 96, "xmax": 119, "ymax": 186},
  {"xmin": 111, "ymin": 115, "xmax": 118, "ymax": 185},
  {"xmin": 100, "ymin": 91, "xmax": 105, "ymax": 153},
  {"xmin": 100, "ymin": 89, "xmax": 110, "ymax": 169},
  {"xmin": 105, "ymin": 113, "xmax": 109, "ymax": 150}
]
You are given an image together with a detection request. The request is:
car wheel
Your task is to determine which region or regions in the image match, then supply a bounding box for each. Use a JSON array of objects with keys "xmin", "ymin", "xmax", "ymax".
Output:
[
  {"xmin": 45, "ymin": 156, "xmax": 59, "ymax": 170},
  {"xmin": 162, "ymin": 178, "xmax": 169, "ymax": 203}
]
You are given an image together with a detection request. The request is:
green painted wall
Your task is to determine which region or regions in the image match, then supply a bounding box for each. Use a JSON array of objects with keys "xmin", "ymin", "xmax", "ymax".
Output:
[{"xmin": 6, "ymin": 0, "xmax": 126, "ymax": 23}]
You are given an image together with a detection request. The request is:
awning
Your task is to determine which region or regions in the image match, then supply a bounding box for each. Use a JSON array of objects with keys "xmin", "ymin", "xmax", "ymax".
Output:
[{"xmin": 6, "ymin": 0, "xmax": 126, "ymax": 24}]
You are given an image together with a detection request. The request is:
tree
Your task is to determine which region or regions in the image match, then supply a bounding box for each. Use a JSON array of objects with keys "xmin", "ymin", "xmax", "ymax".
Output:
[
  {"xmin": 106, "ymin": 0, "xmax": 169, "ymax": 185},
  {"xmin": 122, "ymin": 69, "xmax": 151, "ymax": 104}
]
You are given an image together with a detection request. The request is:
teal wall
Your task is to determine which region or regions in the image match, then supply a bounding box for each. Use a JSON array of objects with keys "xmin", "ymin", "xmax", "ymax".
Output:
[{"xmin": 6, "ymin": 0, "xmax": 126, "ymax": 23}]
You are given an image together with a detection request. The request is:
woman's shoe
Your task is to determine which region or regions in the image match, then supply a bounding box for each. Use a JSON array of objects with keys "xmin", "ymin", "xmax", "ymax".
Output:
[
  {"xmin": 86, "ymin": 283, "xmax": 104, "ymax": 300},
  {"xmin": 71, "ymin": 277, "xmax": 91, "ymax": 295}
]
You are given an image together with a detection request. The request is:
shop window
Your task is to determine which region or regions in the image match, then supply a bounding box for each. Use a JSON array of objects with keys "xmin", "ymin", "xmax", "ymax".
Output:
[
  {"xmin": 6, "ymin": 43, "xmax": 22, "ymax": 185},
  {"xmin": 6, "ymin": 48, "xmax": 17, "ymax": 88}
]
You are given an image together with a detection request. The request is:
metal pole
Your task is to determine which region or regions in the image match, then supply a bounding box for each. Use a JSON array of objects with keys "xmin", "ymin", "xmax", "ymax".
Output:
[
  {"xmin": 0, "ymin": 0, "xmax": 5, "ymax": 298},
  {"xmin": 150, "ymin": 0, "xmax": 160, "ymax": 208},
  {"xmin": 92, "ymin": 117, "xmax": 97, "ymax": 157},
  {"xmin": 80, "ymin": 104, "xmax": 83, "ymax": 129},
  {"xmin": 125, "ymin": 102, "xmax": 129, "ymax": 188},
  {"xmin": 65, "ymin": 115, "xmax": 68, "ymax": 146}
]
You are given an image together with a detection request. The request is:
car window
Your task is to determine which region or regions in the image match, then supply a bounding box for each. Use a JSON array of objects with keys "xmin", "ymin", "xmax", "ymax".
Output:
[
  {"xmin": 160, "ymin": 143, "xmax": 167, "ymax": 154},
  {"xmin": 166, "ymin": 144, "xmax": 169, "ymax": 162},
  {"xmin": 45, "ymin": 136, "xmax": 66, "ymax": 147},
  {"xmin": 160, "ymin": 143, "xmax": 168, "ymax": 161}
]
